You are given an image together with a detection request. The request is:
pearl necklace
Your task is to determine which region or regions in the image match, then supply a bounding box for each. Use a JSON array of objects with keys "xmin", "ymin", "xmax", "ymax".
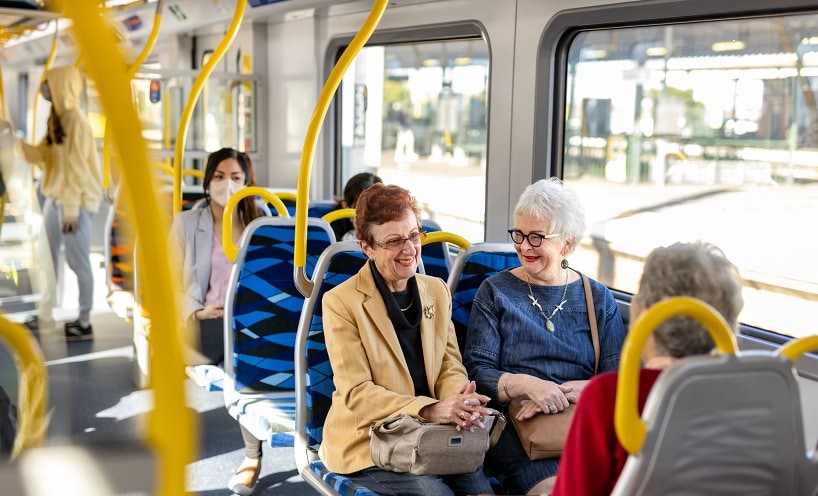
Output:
[{"xmin": 525, "ymin": 271, "xmax": 569, "ymax": 333}]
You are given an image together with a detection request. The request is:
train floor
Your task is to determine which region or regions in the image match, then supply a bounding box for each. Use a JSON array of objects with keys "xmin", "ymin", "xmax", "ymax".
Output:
[{"xmin": 3, "ymin": 312, "xmax": 311, "ymax": 495}]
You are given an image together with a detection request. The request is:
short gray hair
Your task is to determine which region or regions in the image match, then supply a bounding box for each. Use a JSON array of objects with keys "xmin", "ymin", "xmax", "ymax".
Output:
[
  {"xmin": 635, "ymin": 242, "xmax": 744, "ymax": 358},
  {"xmin": 514, "ymin": 178, "xmax": 586, "ymax": 252}
]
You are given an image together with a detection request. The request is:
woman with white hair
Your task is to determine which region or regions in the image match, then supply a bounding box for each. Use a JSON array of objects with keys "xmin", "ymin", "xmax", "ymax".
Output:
[
  {"xmin": 464, "ymin": 178, "xmax": 627, "ymax": 494},
  {"xmin": 552, "ymin": 241, "xmax": 744, "ymax": 495}
]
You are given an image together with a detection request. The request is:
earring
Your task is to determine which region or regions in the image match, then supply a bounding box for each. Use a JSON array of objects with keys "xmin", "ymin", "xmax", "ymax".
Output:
[{"xmin": 560, "ymin": 259, "xmax": 569, "ymax": 269}]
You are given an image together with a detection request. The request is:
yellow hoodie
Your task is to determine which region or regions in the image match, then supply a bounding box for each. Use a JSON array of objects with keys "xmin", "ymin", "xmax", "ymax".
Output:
[{"xmin": 21, "ymin": 66, "xmax": 103, "ymax": 218}]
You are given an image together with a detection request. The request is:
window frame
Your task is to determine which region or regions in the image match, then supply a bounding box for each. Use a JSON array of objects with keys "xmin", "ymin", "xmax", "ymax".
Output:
[
  {"xmin": 325, "ymin": 21, "xmax": 489, "ymax": 199},
  {"xmin": 536, "ymin": 0, "xmax": 818, "ymax": 359}
]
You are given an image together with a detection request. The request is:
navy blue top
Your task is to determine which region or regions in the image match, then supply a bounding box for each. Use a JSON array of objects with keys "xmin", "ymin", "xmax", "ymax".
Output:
[{"xmin": 463, "ymin": 269, "xmax": 627, "ymax": 402}]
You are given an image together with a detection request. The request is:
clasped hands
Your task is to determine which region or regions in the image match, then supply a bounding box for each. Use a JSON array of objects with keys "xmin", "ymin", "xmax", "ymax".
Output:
[
  {"xmin": 512, "ymin": 376, "xmax": 584, "ymax": 421},
  {"xmin": 419, "ymin": 380, "xmax": 492, "ymax": 432}
]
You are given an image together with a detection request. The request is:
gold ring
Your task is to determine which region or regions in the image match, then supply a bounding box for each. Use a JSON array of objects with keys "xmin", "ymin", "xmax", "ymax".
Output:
[{"xmin": 459, "ymin": 412, "xmax": 466, "ymax": 419}]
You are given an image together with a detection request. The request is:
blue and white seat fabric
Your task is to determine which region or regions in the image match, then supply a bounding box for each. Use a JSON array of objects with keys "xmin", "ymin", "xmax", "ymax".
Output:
[
  {"xmin": 223, "ymin": 217, "xmax": 334, "ymax": 448},
  {"xmin": 419, "ymin": 219, "xmax": 451, "ymax": 281},
  {"xmin": 447, "ymin": 243, "xmax": 519, "ymax": 354},
  {"xmin": 294, "ymin": 242, "xmax": 378, "ymax": 496}
]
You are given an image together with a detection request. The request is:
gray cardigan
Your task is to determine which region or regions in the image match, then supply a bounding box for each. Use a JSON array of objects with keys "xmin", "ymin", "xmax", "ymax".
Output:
[{"xmin": 169, "ymin": 207, "xmax": 214, "ymax": 322}]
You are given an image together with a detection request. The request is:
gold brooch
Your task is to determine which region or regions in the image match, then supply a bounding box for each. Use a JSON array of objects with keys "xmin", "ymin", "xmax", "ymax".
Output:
[{"xmin": 423, "ymin": 305, "xmax": 435, "ymax": 319}]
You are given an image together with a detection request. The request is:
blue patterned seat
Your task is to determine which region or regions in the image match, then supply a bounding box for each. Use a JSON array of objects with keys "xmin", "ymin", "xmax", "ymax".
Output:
[
  {"xmin": 420, "ymin": 219, "xmax": 452, "ymax": 280},
  {"xmin": 447, "ymin": 243, "xmax": 519, "ymax": 353},
  {"xmin": 223, "ymin": 217, "xmax": 335, "ymax": 447},
  {"xmin": 294, "ymin": 242, "xmax": 377, "ymax": 496}
]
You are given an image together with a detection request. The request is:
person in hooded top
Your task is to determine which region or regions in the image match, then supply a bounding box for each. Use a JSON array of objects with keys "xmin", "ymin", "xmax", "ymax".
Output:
[{"xmin": 19, "ymin": 66, "xmax": 103, "ymax": 341}]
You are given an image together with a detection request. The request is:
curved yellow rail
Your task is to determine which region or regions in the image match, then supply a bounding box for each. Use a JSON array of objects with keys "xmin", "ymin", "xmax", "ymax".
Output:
[
  {"xmin": 223, "ymin": 186, "xmax": 289, "ymax": 262},
  {"xmin": 294, "ymin": 0, "xmax": 388, "ymax": 269},
  {"xmin": 615, "ymin": 296, "xmax": 737, "ymax": 455},
  {"xmin": 154, "ymin": 163, "xmax": 204, "ymax": 179},
  {"xmin": 30, "ymin": 24, "xmax": 59, "ymax": 148},
  {"xmin": 421, "ymin": 231, "xmax": 471, "ymax": 250},
  {"xmin": 778, "ymin": 335, "xmax": 818, "ymax": 362},
  {"xmin": 0, "ymin": 316, "xmax": 47, "ymax": 458},
  {"xmin": 321, "ymin": 207, "xmax": 355, "ymax": 224},
  {"xmin": 60, "ymin": 1, "xmax": 193, "ymax": 494},
  {"xmin": 173, "ymin": 0, "xmax": 246, "ymax": 213},
  {"xmin": 103, "ymin": 0, "xmax": 165, "ymax": 188},
  {"xmin": 272, "ymin": 191, "xmax": 297, "ymax": 204}
]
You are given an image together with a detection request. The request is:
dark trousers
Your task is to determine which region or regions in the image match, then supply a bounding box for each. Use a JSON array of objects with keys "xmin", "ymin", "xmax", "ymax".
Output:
[
  {"xmin": 345, "ymin": 467, "xmax": 494, "ymax": 496},
  {"xmin": 195, "ymin": 317, "xmax": 224, "ymax": 365}
]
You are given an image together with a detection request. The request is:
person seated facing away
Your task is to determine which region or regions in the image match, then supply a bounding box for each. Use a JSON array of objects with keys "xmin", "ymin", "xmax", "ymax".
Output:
[
  {"xmin": 168, "ymin": 148, "xmax": 265, "ymax": 495},
  {"xmin": 320, "ymin": 183, "xmax": 495, "ymax": 496},
  {"xmin": 552, "ymin": 241, "xmax": 744, "ymax": 496},
  {"xmin": 464, "ymin": 178, "xmax": 627, "ymax": 495},
  {"xmin": 331, "ymin": 171, "xmax": 382, "ymax": 241}
]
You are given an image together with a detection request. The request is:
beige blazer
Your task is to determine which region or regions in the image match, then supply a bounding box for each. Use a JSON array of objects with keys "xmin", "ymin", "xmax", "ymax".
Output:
[{"xmin": 318, "ymin": 263, "xmax": 468, "ymax": 474}]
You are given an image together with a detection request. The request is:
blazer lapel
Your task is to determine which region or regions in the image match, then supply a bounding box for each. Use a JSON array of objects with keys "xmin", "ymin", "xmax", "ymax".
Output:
[
  {"xmin": 416, "ymin": 276, "xmax": 441, "ymax": 398},
  {"xmin": 359, "ymin": 264, "xmax": 413, "ymax": 385},
  {"xmin": 194, "ymin": 208, "xmax": 213, "ymax": 300}
]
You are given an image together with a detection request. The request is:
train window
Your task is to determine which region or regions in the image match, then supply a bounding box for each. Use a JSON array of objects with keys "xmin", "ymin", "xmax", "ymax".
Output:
[
  {"xmin": 338, "ymin": 39, "xmax": 489, "ymax": 241},
  {"xmin": 557, "ymin": 13, "xmax": 818, "ymax": 339}
]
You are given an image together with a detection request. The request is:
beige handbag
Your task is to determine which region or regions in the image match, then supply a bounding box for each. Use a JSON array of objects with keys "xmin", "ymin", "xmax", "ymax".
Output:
[
  {"xmin": 508, "ymin": 272, "xmax": 600, "ymax": 460},
  {"xmin": 369, "ymin": 410, "xmax": 506, "ymax": 475}
]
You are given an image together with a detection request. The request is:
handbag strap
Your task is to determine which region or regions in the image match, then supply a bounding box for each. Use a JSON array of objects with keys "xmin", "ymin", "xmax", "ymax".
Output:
[
  {"xmin": 487, "ymin": 410, "xmax": 506, "ymax": 447},
  {"xmin": 578, "ymin": 272, "xmax": 600, "ymax": 375}
]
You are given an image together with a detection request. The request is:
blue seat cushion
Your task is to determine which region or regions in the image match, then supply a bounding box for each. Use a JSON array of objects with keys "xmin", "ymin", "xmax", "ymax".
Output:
[{"xmin": 310, "ymin": 460, "xmax": 378, "ymax": 496}]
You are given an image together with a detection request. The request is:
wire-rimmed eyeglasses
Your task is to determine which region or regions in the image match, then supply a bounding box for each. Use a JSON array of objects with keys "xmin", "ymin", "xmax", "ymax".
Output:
[
  {"xmin": 373, "ymin": 229, "xmax": 426, "ymax": 251},
  {"xmin": 507, "ymin": 229, "xmax": 561, "ymax": 247}
]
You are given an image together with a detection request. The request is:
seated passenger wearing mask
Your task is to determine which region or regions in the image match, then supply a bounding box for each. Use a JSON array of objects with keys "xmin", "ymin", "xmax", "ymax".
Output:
[
  {"xmin": 320, "ymin": 183, "xmax": 495, "ymax": 496},
  {"xmin": 168, "ymin": 147, "xmax": 265, "ymax": 495},
  {"xmin": 552, "ymin": 241, "xmax": 744, "ymax": 496}
]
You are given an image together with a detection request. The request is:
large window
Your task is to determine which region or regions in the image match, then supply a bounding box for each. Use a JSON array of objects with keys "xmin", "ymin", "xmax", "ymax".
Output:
[
  {"xmin": 559, "ymin": 13, "xmax": 818, "ymax": 338},
  {"xmin": 338, "ymin": 38, "xmax": 489, "ymax": 241}
]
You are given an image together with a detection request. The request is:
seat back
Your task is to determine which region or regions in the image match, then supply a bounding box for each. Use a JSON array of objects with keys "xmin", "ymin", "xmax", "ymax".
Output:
[
  {"xmin": 419, "ymin": 219, "xmax": 450, "ymax": 280},
  {"xmin": 613, "ymin": 353, "xmax": 816, "ymax": 496},
  {"xmin": 224, "ymin": 217, "xmax": 334, "ymax": 395},
  {"xmin": 447, "ymin": 243, "xmax": 518, "ymax": 352},
  {"xmin": 295, "ymin": 242, "xmax": 368, "ymax": 452}
]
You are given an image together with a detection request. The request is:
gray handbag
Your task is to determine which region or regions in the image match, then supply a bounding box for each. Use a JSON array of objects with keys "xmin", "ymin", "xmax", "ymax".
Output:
[{"xmin": 369, "ymin": 410, "xmax": 505, "ymax": 475}]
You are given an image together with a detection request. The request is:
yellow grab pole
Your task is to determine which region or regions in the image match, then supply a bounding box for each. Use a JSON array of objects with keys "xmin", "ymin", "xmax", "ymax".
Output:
[
  {"xmin": 778, "ymin": 335, "xmax": 818, "ymax": 362},
  {"xmin": 222, "ymin": 186, "xmax": 289, "ymax": 262},
  {"xmin": 103, "ymin": 0, "xmax": 165, "ymax": 188},
  {"xmin": 614, "ymin": 296, "xmax": 737, "ymax": 455},
  {"xmin": 0, "ymin": 64, "xmax": 9, "ymax": 120},
  {"xmin": 0, "ymin": 316, "xmax": 47, "ymax": 459},
  {"xmin": 294, "ymin": 0, "xmax": 388, "ymax": 270},
  {"xmin": 421, "ymin": 231, "xmax": 471, "ymax": 250},
  {"xmin": 31, "ymin": 24, "xmax": 59, "ymax": 148},
  {"xmin": 173, "ymin": 0, "xmax": 246, "ymax": 213},
  {"xmin": 60, "ymin": 2, "xmax": 193, "ymax": 494}
]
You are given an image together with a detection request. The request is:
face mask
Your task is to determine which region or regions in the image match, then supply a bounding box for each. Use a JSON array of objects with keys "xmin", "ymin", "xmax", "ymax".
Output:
[
  {"xmin": 41, "ymin": 83, "xmax": 52, "ymax": 103},
  {"xmin": 209, "ymin": 180, "xmax": 244, "ymax": 207}
]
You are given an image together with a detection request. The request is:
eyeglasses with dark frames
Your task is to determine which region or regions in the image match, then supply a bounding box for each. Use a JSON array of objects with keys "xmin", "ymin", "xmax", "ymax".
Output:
[
  {"xmin": 507, "ymin": 229, "xmax": 562, "ymax": 247},
  {"xmin": 373, "ymin": 229, "xmax": 426, "ymax": 251}
]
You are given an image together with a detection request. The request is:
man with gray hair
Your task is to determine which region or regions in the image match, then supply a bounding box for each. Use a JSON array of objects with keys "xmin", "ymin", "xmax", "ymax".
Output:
[{"xmin": 552, "ymin": 241, "xmax": 744, "ymax": 496}]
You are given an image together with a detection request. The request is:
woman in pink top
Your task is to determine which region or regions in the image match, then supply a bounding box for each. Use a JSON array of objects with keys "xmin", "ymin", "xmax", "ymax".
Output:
[{"xmin": 169, "ymin": 148, "xmax": 264, "ymax": 495}]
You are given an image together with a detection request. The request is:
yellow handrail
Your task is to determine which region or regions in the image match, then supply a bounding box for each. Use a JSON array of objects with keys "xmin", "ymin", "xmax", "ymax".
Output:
[
  {"xmin": 272, "ymin": 191, "xmax": 297, "ymax": 204},
  {"xmin": 30, "ymin": 24, "xmax": 59, "ymax": 148},
  {"xmin": 0, "ymin": 316, "xmax": 47, "ymax": 459},
  {"xmin": 294, "ymin": 0, "xmax": 388, "ymax": 272},
  {"xmin": 0, "ymin": 63, "xmax": 9, "ymax": 120},
  {"xmin": 173, "ymin": 0, "xmax": 246, "ymax": 213},
  {"xmin": 103, "ymin": 0, "xmax": 165, "ymax": 188},
  {"xmin": 421, "ymin": 231, "xmax": 471, "ymax": 250},
  {"xmin": 222, "ymin": 186, "xmax": 289, "ymax": 262},
  {"xmin": 60, "ymin": 2, "xmax": 193, "ymax": 494},
  {"xmin": 615, "ymin": 296, "xmax": 737, "ymax": 455},
  {"xmin": 154, "ymin": 163, "xmax": 204, "ymax": 179},
  {"xmin": 321, "ymin": 207, "xmax": 355, "ymax": 224},
  {"xmin": 778, "ymin": 335, "xmax": 818, "ymax": 362}
]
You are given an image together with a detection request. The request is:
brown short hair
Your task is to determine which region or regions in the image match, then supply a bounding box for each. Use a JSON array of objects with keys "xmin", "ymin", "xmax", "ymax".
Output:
[{"xmin": 355, "ymin": 183, "xmax": 421, "ymax": 242}]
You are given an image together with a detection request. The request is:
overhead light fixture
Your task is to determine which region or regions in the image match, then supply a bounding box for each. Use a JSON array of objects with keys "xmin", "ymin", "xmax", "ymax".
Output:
[
  {"xmin": 712, "ymin": 40, "xmax": 745, "ymax": 52},
  {"xmin": 454, "ymin": 57, "xmax": 472, "ymax": 66},
  {"xmin": 582, "ymin": 49, "xmax": 607, "ymax": 60},
  {"xmin": 422, "ymin": 58, "xmax": 440, "ymax": 67},
  {"xmin": 646, "ymin": 46, "xmax": 667, "ymax": 57}
]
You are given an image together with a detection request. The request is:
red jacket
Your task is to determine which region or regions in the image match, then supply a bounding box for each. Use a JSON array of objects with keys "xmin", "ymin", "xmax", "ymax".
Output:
[{"xmin": 552, "ymin": 369, "xmax": 662, "ymax": 496}]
